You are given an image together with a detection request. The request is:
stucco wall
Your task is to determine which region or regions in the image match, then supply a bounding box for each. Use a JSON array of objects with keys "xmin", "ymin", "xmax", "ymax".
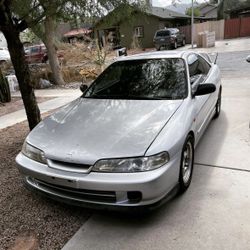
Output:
[{"xmin": 119, "ymin": 12, "xmax": 160, "ymax": 48}]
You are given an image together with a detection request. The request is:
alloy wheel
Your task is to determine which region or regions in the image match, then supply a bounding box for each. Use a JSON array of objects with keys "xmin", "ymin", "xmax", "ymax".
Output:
[{"xmin": 182, "ymin": 141, "xmax": 193, "ymax": 184}]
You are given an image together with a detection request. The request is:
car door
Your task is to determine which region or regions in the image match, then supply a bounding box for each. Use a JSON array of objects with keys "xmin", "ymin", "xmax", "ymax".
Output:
[{"xmin": 188, "ymin": 53, "xmax": 213, "ymax": 142}]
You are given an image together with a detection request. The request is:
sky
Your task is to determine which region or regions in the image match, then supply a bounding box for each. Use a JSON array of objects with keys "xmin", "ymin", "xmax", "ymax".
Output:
[{"xmin": 153, "ymin": 0, "xmax": 207, "ymax": 7}]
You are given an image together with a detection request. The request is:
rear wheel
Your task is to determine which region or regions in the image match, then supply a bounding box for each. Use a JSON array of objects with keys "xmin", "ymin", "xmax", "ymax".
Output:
[
  {"xmin": 182, "ymin": 39, "xmax": 186, "ymax": 47},
  {"xmin": 213, "ymin": 87, "xmax": 222, "ymax": 119},
  {"xmin": 178, "ymin": 135, "xmax": 194, "ymax": 194},
  {"xmin": 173, "ymin": 41, "xmax": 178, "ymax": 49}
]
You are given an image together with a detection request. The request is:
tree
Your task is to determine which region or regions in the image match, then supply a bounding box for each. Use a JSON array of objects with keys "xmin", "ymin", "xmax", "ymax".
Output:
[
  {"xmin": 0, "ymin": 1, "xmax": 41, "ymax": 130},
  {"xmin": 0, "ymin": 0, "xmax": 144, "ymax": 130},
  {"xmin": 186, "ymin": 7, "xmax": 201, "ymax": 17},
  {"xmin": 20, "ymin": 29, "xmax": 40, "ymax": 45},
  {"xmin": 13, "ymin": 0, "xmax": 67, "ymax": 85},
  {"xmin": 217, "ymin": 0, "xmax": 248, "ymax": 19},
  {"xmin": 14, "ymin": 0, "xmax": 145, "ymax": 86}
]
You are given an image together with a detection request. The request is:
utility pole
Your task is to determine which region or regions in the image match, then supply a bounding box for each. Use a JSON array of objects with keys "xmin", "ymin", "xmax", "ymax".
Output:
[{"xmin": 191, "ymin": 0, "xmax": 194, "ymax": 49}]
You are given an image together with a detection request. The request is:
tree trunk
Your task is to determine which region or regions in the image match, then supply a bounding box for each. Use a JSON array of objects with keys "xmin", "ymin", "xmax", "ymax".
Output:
[
  {"xmin": 1, "ymin": 28, "xmax": 41, "ymax": 130},
  {"xmin": 43, "ymin": 16, "xmax": 64, "ymax": 85}
]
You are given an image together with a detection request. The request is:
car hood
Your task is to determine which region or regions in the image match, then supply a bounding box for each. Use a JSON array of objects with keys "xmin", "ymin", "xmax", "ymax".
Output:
[{"xmin": 27, "ymin": 98, "xmax": 183, "ymax": 164}]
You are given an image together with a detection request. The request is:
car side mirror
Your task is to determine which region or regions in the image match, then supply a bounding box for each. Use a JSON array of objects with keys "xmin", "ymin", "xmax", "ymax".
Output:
[
  {"xmin": 246, "ymin": 55, "xmax": 250, "ymax": 63},
  {"xmin": 194, "ymin": 84, "xmax": 216, "ymax": 96},
  {"xmin": 80, "ymin": 84, "xmax": 88, "ymax": 93}
]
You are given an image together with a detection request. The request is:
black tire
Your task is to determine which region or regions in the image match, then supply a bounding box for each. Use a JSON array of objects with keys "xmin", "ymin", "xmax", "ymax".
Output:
[
  {"xmin": 178, "ymin": 135, "xmax": 194, "ymax": 194},
  {"xmin": 174, "ymin": 41, "xmax": 178, "ymax": 49},
  {"xmin": 42, "ymin": 55, "xmax": 48, "ymax": 64},
  {"xmin": 182, "ymin": 39, "xmax": 186, "ymax": 47},
  {"xmin": 213, "ymin": 87, "xmax": 222, "ymax": 119}
]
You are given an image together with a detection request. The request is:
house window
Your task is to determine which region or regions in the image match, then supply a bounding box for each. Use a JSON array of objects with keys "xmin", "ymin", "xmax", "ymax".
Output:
[{"xmin": 134, "ymin": 26, "xmax": 144, "ymax": 38}]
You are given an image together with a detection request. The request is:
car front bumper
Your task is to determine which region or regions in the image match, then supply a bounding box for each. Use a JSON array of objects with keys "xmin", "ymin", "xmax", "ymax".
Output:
[{"xmin": 16, "ymin": 152, "xmax": 180, "ymax": 208}]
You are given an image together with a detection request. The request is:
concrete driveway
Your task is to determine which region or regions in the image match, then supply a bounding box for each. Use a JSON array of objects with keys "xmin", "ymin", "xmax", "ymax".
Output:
[{"xmin": 62, "ymin": 50, "xmax": 250, "ymax": 250}]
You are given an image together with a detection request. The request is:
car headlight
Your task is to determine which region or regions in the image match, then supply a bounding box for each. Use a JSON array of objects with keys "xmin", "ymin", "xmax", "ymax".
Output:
[
  {"xmin": 92, "ymin": 152, "xmax": 169, "ymax": 173},
  {"xmin": 22, "ymin": 141, "xmax": 47, "ymax": 164}
]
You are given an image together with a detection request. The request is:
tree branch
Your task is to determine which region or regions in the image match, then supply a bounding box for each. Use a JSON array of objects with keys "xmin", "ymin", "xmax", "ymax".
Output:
[{"xmin": 17, "ymin": 19, "xmax": 28, "ymax": 32}]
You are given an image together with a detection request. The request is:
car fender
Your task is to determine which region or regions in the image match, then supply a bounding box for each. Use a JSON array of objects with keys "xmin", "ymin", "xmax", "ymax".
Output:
[{"xmin": 145, "ymin": 98, "xmax": 195, "ymax": 159}]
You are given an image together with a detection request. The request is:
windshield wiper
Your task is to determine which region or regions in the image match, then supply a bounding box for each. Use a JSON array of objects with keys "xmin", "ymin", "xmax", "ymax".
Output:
[
  {"xmin": 84, "ymin": 94, "xmax": 176, "ymax": 100},
  {"xmin": 128, "ymin": 95, "xmax": 174, "ymax": 100}
]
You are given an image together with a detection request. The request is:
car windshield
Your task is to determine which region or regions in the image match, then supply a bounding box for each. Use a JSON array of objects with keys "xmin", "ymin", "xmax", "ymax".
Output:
[
  {"xmin": 156, "ymin": 30, "xmax": 171, "ymax": 37},
  {"xmin": 84, "ymin": 58, "xmax": 188, "ymax": 100}
]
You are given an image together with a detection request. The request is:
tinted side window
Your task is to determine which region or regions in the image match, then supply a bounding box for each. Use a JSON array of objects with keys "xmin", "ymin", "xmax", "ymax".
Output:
[
  {"xmin": 188, "ymin": 54, "xmax": 211, "ymax": 84},
  {"xmin": 31, "ymin": 47, "xmax": 39, "ymax": 53}
]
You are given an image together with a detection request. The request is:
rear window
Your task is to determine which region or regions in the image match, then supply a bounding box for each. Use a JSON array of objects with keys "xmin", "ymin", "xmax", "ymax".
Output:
[{"xmin": 156, "ymin": 30, "xmax": 171, "ymax": 37}]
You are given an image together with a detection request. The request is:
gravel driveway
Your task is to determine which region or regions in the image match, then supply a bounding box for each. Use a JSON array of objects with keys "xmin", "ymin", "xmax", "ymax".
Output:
[
  {"xmin": 0, "ymin": 121, "xmax": 91, "ymax": 250},
  {"xmin": 0, "ymin": 97, "xmax": 52, "ymax": 117}
]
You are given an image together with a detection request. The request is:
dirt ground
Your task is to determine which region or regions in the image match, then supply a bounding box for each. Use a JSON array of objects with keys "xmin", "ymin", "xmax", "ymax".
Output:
[
  {"xmin": 0, "ymin": 121, "xmax": 91, "ymax": 250},
  {"xmin": 0, "ymin": 97, "xmax": 52, "ymax": 117}
]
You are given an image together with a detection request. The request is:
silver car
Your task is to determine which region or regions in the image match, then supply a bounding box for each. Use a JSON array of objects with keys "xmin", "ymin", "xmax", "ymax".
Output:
[{"xmin": 16, "ymin": 51, "xmax": 221, "ymax": 209}]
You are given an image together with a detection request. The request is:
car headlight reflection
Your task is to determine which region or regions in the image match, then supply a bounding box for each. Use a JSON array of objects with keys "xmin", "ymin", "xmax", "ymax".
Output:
[
  {"xmin": 92, "ymin": 152, "xmax": 169, "ymax": 173},
  {"xmin": 22, "ymin": 141, "xmax": 47, "ymax": 164}
]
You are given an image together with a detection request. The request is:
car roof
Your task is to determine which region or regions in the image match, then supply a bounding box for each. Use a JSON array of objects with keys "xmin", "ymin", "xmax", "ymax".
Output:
[{"xmin": 116, "ymin": 50, "xmax": 191, "ymax": 62}]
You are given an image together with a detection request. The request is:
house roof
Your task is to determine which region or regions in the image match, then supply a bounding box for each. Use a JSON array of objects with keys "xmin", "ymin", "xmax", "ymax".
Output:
[
  {"xmin": 147, "ymin": 6, "xmax": 190, "ymax": 19},
  {"xmin": 200, "ymin": 5, "xmax": 217, "ymax": 15},
  {"xmin": 94, "ymin": 4, "xmax": 190, "ymax": 28},
  {"xmin": 63, "ymin": 28, "xmax": 92, "ymax": 38},
  {"xmin": 196, "ymin": 3, "xmax": 218, "ymax": 19}
]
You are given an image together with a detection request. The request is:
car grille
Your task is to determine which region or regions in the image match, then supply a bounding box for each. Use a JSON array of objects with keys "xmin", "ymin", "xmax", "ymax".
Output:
[
  {"xmin": 48, "ymin": 159, "xmax": 92, "ymax": 173},
  {"xmin": 29, "ymin": 178, "xmax": 117, "ymax": 203}
]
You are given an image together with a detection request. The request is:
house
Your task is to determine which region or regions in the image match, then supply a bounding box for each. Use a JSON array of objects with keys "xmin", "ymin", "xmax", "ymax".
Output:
[
  {"xmin": 198, "ymin": 3, "xmax": 218, "ymax": 20},
  {"xmin": 93, "ymin": 4, "xmax": 190, "ymax": 49},
  {"xmin": 217, "ymin": 0, "xmax": 250, "ymax": 19},
  {"xmin": 225, "ymin": 6, "xmax": 250, "ymax": 19}
]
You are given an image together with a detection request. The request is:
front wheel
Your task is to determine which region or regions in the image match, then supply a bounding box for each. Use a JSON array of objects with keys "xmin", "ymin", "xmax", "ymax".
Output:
[
  {"xmin": 178, "ymin": 135, "xmax": 194, "ymax": 194},
  {"xmin": 213, "ymin": 87, "xmax": 222, "ymax": 119},
  {"xmin": 172, "ymin": 41, "xmax": 178, "ymax": 50}
]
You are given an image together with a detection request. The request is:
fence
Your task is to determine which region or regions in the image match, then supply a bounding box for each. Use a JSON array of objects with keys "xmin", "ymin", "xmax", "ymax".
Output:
[
  {"xmin": 179, "ymin": 20, "xmax": 225, "ymax": 44},
  {"xmin": 179, "ymin": 16, "xmax": 250, "ymax": 44},
  {"xmin": 224, "ymin": 17, "xmax": 250, "ymax": 39}
]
